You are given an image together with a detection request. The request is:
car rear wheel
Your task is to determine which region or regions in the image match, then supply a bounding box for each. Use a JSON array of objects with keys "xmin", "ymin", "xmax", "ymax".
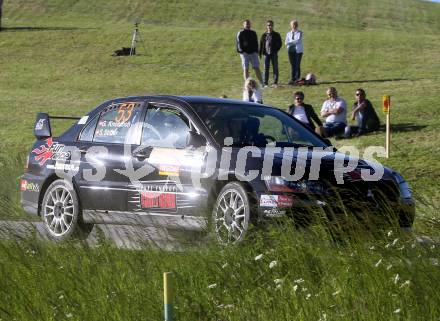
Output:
[
  {"xmin": 41, "ymin": 179, "xmax": 92, "ymax": 241},
  {"xmin": 212, "ymin": 182, "xmax": 251, "ymax": 244}
]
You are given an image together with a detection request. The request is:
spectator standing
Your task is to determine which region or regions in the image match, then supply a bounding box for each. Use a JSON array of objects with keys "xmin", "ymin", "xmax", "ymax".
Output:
[
  {"xmin": 287, "ymin": 91, "xmax": 323, "ymax": 134},
  {"xmin": 236, "ymin": 19, "xmax": 264, "ymax": 85},
  {"xmin": 345, "ymin": 88, "xmax": 380, "ymax": 137},
  {"xmin": 259, "ymin": 20, "xmax": 282, "ymax": 87},
  {"xmin": 320, "ymin": 87, "xmax": 347, "ymax": 137},
  {"xmin": 285, "ymin": 20, "xmax": 304, "ymax": 85},
  {"xmin": 243, "ymin": 78, "xmax": 263, "ymax": 104}
]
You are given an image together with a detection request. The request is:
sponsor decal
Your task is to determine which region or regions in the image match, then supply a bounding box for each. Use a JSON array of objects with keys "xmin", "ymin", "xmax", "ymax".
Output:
[
  {"xmin": 141, "ymin": 192, "xmax": 176, "ymax": 209},
  {"xmin": 35, "ymin": 118, "xmax": 45, "ymax": 131},
  {"xmin": 115, "ymin": 102, "xmax": 137, "ymax": 123},
  {"xmin": 77, "ymin": 116, "xmax": 89, "ymax": 125},
  {"xmin": 93, "ymin": 102, "xmax": 140, "ymax": 139},
  {"xmin": 95, "ymin": 127, "xmax": 120, "ymax": 137},
  {"xmin": 32, "ymin": 138, "xmax": 71, "ymax": 166},
  {"xmin": 20, "ymin": 179, "xmax": 40, "ymax": 192},
  {"xmin": 158, "ymin": 165, "xmax": 180, "ymax": 176},
  {"xmin": 260, "ymin": 194, "xmax": 278, "ymax": 207},
  {"xmin": 277, "ymin": 195, "xmax": 294, "ymax": 208},
  {"xmin": 263, "ymin": 208, "xmax": 286, "ymax": 217},
  {"xmin": 47, "ymin": 163, "xmax": 78, "ymax": 171},
  {"xmin": 139, "ymin": 183, "xmax": 177, "ymax": 209},
  {"xmin": 260, "ymin": 194, "xmax": 294, "ymax": 208},
  {"xmin": 20, "ymin": 179, "xmax": 27, "ymax": 191}
]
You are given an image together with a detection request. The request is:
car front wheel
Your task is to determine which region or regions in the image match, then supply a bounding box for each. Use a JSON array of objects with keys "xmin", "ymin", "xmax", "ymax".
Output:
[
  {"xmin": 41, "ymin": 179, "xmax": 92, "ymax": 241},
  {"xmin": 212, "ymin": 182, "xmax": 251, "ymax": 244}
]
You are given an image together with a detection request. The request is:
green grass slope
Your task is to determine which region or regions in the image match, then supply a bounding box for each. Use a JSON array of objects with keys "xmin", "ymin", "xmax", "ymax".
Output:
[{"xmin": 0, "ymin": 0, "xmax": 440, "ymax": 319}]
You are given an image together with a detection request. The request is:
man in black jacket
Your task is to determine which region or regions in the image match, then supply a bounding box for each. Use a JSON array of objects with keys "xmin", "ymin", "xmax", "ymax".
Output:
[
  {"xmin": 288, "ymin": 91, "xmax": 323, "ymax": 134},
  {"xmin": 236, "ymin": 19, "xmax": 263, "ymax": 84},
  {"xmin": 259, "ymin": 20, "xmax": 282, "ymax": 87}
]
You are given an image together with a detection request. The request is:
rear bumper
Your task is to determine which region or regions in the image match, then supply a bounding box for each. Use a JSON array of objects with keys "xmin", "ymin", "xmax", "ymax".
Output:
[
  {"xmin": 20, "ymin": 174, "xmax": 44, "ymax": 217},
  {"xmin": 21, "ymin": 199, "xmax": 39, "ymax": 216}
]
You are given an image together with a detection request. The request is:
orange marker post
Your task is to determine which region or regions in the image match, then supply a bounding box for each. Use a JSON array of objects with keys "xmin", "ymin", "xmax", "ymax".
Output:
[{"xmin": 383, "ymin": 95, "xmax": 391, "ymax": 158}]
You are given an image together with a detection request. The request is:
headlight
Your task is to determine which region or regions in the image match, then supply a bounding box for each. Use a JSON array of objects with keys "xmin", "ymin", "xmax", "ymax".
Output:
[
  {"xmin": 263, "ymin": 176, "xmax": 325, "ymax": 194},
  {"xmin": 264, "ymin": 176, "xmax": 295, "ymax": 193}
]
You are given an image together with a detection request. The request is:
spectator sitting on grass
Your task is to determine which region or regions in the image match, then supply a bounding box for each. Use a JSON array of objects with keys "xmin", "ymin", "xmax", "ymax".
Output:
[
  {"xmin": 243, "ymin": 78, "xmax": 263, "ymax": 104},
  {"xmin": 345, "ymin": 88, "xmax": 380, "ymax": 137},
  {"xmin": 287, "ymin": 91, "xmax": 323, "ymax": 135},
  {"xmin": 320, "ymin": 87, "xmax": 347, "ymax": 137}
]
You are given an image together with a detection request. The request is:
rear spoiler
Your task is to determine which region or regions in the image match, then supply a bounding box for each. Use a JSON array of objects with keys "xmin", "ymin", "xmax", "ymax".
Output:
[{"xmin": 34, "ymin": 113, "xmax": 81, "ymax": 139}]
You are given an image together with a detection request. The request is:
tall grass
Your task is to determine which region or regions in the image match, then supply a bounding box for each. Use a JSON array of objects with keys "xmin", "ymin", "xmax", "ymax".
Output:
[{"xmin": 1, "ymin": 216, "xmax": 440, "ymax": 320}]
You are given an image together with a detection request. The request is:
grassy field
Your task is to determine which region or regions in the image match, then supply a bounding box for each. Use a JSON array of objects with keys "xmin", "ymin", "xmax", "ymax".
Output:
[{"xmin": 1, "ymin": 0, "xmax": 440, "ymax": 319}]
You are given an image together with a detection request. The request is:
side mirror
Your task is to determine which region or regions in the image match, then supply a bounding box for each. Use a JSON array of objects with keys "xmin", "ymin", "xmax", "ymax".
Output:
[
  {"xmin": 34, "ymin": 113, "xmax": 52, "ymax": 139},
  {"xmin": 186, "ymin": 131, "xmax": 207, "ymax": 148}
]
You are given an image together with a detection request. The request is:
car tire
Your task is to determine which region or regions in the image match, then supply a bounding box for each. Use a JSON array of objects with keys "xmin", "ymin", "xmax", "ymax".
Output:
[
  {"xmin": 41, "ymin": 179, "xmax": 93, "ymax": 241},
  {"xmin": 212, "ymin": 182, "xmax": 251, "ymax": 244}
]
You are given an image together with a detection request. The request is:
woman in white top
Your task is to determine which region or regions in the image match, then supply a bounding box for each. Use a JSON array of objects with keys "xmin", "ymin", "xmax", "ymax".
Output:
[{"xmin": 242, "ymin": 77, "xmax": 263, "ymax": 104}]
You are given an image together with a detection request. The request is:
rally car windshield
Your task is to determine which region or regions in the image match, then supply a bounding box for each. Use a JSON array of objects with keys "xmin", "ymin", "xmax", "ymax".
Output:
[{"xmin": 192, "ymin": 103, "xmax": 328, "ymax": 148}]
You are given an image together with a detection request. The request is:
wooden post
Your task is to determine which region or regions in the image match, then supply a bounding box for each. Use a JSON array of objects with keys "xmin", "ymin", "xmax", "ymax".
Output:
[
  {"xmin": 163, "ymin": 272, "xmax": 173, "ymax": 321},
  {"xmin": 383, "ymin": 95, "xmax": 391, "ymax": 158}
]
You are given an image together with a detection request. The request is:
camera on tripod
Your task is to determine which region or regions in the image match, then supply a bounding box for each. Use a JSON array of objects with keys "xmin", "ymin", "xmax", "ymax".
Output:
[{"xmin": 112, "ymin": 21, "xmax": 144, "ymax": 57}]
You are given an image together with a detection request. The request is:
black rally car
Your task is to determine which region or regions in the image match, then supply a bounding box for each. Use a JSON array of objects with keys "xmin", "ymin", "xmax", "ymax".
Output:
[{"xmin": 21, "ymin": 96, "xmax": 415, "ymax": 243}]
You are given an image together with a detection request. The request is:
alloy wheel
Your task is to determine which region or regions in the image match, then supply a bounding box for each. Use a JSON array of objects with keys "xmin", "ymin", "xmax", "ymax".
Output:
[
  {"xmin": 43, "ymin": 185, "xmax": 75, "ymax": 237},
  {"xmin": 214, "ymin": 188, "xmax": 248, "ymax": 244}
]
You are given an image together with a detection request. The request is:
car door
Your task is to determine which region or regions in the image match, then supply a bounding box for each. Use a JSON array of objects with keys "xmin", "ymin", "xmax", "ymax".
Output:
[
  {"xmin": 128, "ymin": 102, "xmax": 209, "ymax": 218},
  {"xmin": 75, "ymin": 100, "xmax": 145, "ymax": 211}
]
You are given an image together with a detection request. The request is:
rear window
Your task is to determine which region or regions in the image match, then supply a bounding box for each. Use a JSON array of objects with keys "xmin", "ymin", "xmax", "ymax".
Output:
[{"xmin": 92, "ymin": 102, "xmax": 142, "ymax": 144}]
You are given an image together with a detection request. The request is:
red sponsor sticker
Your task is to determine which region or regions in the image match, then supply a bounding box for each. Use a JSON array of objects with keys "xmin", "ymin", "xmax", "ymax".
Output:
[
  {"xmin": 20, "ymin": 179, "xmax": 27, "ymax": 191},
  {"xmin": 32, "ymin": 137, "xmax": 54, "ymax": 166},
  {"xmin": 277, "ymin": 195, "xmax": 294, "ymax": 208},
  {"xmin": 141, "ymin": 192, "xmax": 176, "ymax": 209}
]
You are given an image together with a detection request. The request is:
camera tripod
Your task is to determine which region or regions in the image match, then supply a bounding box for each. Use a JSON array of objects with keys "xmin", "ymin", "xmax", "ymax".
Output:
[{"xmin": 130, "ymin": 22, "xmax": 145, "ymax": 56}]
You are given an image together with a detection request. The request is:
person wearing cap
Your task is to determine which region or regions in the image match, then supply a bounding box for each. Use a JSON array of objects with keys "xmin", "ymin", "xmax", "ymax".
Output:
[{"xmin": 320, "ymin": 87, "xmax": 347, "ymax": 137}]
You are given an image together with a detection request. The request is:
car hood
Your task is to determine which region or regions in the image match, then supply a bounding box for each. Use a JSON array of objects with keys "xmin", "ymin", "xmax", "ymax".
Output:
[{"xmin": 226, "ymin": 146, "xmax": 379, "ymax": 183}]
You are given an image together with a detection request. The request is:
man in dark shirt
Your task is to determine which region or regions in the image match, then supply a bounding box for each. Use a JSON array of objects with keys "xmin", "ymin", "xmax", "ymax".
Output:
[
  {"xmin": 236, "ymin": 19, "xmax": 263, "ymax": 85},
  {"xmin": 259, "ymin": 20, "xmax": 282, "ymax": 87},
  {"xmin": 345, "ymin": 88, "xmax": 380, "ymax": 137}
]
